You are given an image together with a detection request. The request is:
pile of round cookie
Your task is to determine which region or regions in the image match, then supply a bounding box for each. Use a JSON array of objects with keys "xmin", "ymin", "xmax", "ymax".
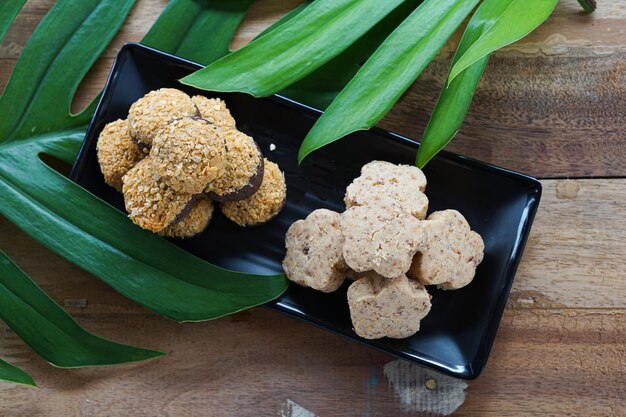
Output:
[
  {"xmin": 282, "ymin": 161, "xmax": 484, "ymax": 340},
  {"xmin": 96, "ymin": 88, "xmax": 286, "ymax": 238}
]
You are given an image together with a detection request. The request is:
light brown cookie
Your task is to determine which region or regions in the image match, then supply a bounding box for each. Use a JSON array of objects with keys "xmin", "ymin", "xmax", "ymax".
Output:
[
  {"xmin": 128, "ymin": 88, "xmax": 198, "ymax": 146},
  {"xmin": 150, "ymin": 117, "xmax": 226, "ymax": 194},
  {"xmin": 345, "ymin": 160, "xmax": 429, "ymax": 219},
  {"xmin": 206, "ymin": 130, "xmax": 264, "ymax": 202},
  {"xmin": 408, "ymin": 209, "xmax": 484, "ymax": 290},
  {"xmin": 282, "ymin": 209, "xmax": 347, "ymax": 293},
  {"xmin": 96, "ymin": 119, "xmax": 147, "ymax": 191},
  {"xmin": 191, "ymin": 96, "xmax": 237, "ymax": 132},
  {"xmin": 122, "ymin": 159, "xmax": 193, "ymax": 233},
  {"xmin": 347, "ymin": 274, "xmax": 432, "ymax": 339},
  {"xmin": 340, "ymin": 198, "xmax": 427, "ymax": 279},
  {"xmin": 220, "ymin": 159, "xmax": 287, "ymax": 227},
  {"xmin": 160, "ymin": 196, "xmax": 213, "ymax": 239}
]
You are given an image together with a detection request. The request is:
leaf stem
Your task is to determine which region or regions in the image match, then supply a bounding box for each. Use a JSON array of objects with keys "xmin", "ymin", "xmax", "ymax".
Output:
[{"xmin": 576, "ymin": 0, "xmax": 596, "ymax": 13}]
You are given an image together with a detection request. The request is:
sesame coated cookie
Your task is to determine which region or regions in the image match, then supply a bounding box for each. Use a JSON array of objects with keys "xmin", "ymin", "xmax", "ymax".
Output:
[
  {"xmin": 128, "ymin": 88, "xmax": 198, "ymax": 146},
  {"xmin": 151, "ymin": 117, "xmax": 227, "ymax": 194},
  {"xmin": 283, "ymin": 209, "xmax": 347, "ymax": 293},
  {"xmin": 345, "ymin": 160, "xmax": 429, "ymax": 219},
  {"xmin": 122, "ymin": 159, "xmax": 194, "ymax": 233},
  {"xmin": 96, "ymin": 119, "xmax": 147, "ymax": 191},
  {"xmin": 207, "ymin": 129, "xmax": 264, "ymax": 202},
  {"xmin": 408, "ymin": 210, "xmax": 484, "ymax": 290},
  {"xmin": 160, "ymin": 196, "xmax": 214, "ymax": 239},
  {"xmin": 340, "ymin": 198, "xmax": 427, "ymax": 279},
  {"xmin": 191, "ymin": 96, "xmax": 237, "ymax": 132},
  {"xmin": 220, "ymin": 159, "xmax": 286, "ymax": 227},
  {"xmin": 347, "ymin": 274, "xmax": 432, "ymax": 339}
]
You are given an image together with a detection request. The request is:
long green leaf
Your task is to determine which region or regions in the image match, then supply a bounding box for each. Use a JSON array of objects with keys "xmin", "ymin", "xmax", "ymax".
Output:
[
  {"xmin": 0, "ymin": 358, "xmax": 35, "ymax": 386},
  {"xmin": 415, "ymin": 0, "xmax": 512, "ymax": 168},
  {"xmin": 0, "ymin": 0, "xmax": 27, "ymax": 43},
  {"xmin": 298, "ymin": 0, "xmax": 479, "ymax": 162},
  {"xmin": 180, "ymin": 0, "xmax": 407, "ymax": 96},
  {"xmin": 0, "ymin": 132, "xmax": 288, "ymax": 322},
  {"xmin": 282, "ymin": 0, "xmax": 423, "ymax": 110},
  {"xmin": 0, "ymin": 0, "xmax": 135, "ymax": 142},
  {"xmin": 251, "ymin": 0, "xmax": 423, "ymax": 110},
  {"xmin": 0, "ymin": 250, "xmax": 163, "ymax": 367},
  {"xmin": 142, "ymin": 0, "xmax": 254, "ymax": 65},
  {"xmin": 448, "ymin": 0, "xmax": 558, "ymax": 83}
]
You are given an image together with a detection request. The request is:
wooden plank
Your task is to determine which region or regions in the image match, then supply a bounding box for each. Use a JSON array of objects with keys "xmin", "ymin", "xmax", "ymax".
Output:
[
  {"xmin": 0, "ymin": 179, "xmax": 623, "ymax": 315},
  {"xmin": 0, "ymin": 2, "xmax": 625, "ymax": 415},
  {"xmin": 381, "ymin": 52, "xmax": 625, "ymax": 177},
  {"xmin": 511, "ymin": 179, "xmax": 626, "ymax": 309},
  {"xmin": 3, "ymin": 0, "xmax": 624, "ymax": 60},
  {"xmin": 1, "ymin": 0, "xmax": 625, "ymax": 177},
  {"xmin": 0, "ymin": 308, "xmax": 623, "ymax": 416}
]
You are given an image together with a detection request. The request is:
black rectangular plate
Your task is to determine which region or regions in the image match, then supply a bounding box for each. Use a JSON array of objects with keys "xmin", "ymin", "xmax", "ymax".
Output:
[{"xmin": 71, "ymin": 43, "xmax": 541, "ymax": 380}]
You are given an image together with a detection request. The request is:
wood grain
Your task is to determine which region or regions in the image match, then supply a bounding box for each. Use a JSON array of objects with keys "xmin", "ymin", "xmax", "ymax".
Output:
[
  {"xmin": 1, "ymin": 0, "xmax": 624, "ymax": 177},
  {"xmin": 0, "ymin": 308, "xmax": 623, "ymax": 416},
  {"xmin": 1, "ymin": 1, "xmax": 625, "ymax": 416},
  {"xmin": 511, "ymin": 179, "xmax": 626, "ymax": 310}
]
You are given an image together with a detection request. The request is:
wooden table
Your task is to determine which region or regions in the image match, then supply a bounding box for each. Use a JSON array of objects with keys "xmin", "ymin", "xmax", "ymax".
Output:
[{"xmin": 1, "ymin": 1, "xmax": 624, "ymax": 416}]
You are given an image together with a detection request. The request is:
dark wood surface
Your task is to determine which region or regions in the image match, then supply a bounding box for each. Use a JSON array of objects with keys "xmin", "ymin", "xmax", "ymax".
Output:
[{"xmin": 0, "ymin": 1, "xmax": 624, "ymax": 416}]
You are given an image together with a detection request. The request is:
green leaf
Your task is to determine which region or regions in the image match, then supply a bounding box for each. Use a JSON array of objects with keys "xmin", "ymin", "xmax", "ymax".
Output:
[
  {"xmin": 0, "ymin": 0, "xmax": 285, "ymax": 327},
  {"xmin": 0, "ymin": 358, "xmax": 36, "ymax": 386},
  {"xmin": 142, "ymin": 0, "xmax": 255, "ymax": 65},
  {"xmin": 298, "ymin": 0, "xmax": 479, "ymax": 162},
  {"xmin": 282, "ymin": 0, "xmax": 423, "ymax": 110},
  {"xmin": 0, "ymin": 0, "xmax": 136, "ymax": 142},
  {"xmin": 0, "ymin": 0, "xmax": 27, "ymax": 43},
  {"xmin": 448, "ymin": 0, "xmax": 558, "ymax": 83},
  {"xmin": 415, "ymin": 0, "xmax": 512, "ymax": 168},
  {"xmin": 0, "ymin": 249, "xmax": 163, "ymax": 367},
  {"xmin": 180, "ymin": 0, "xmax": 408, "ymax": 96},
  {"xmin": 576, "ymin": 0, "xmax": 596, "ymax": 12},
  {"xmin": 0, "ymin": 131, "xmax": 288, "ymax": 322}
]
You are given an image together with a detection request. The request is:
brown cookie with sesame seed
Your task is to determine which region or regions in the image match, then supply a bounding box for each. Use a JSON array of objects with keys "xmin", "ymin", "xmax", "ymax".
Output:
[
  {"xmin": 150, "ymin": 116, "xmax": 227, "ymax": 195},
  {"xmin": 347, "ymin": 274, "xmax": 432, "ymax": 339},
  {"xmin": 408, "ymin": 209, "xmax": 484, "ymax": 290},
  {"xmin": 121, "ymin": 159, "xmax": 193, "ymax": 233},
  {"xmin": 283, "ymin": 209, "xmax": 347, "ymax": 293},
  {"xmin": 220, "ymin": 159, "xmax": 286, "ymax": 227},
  {"xmin": 96, "ymin": 119, "xmax": 147, "ymax": 191},
  {"xmin": 345, "ymin": 160, "xmax": 429, "ymax": 219},
  {"xmin": 191, "ymin": 96, "xmax": 237, "ymax": 132},
  {"xmin": 128, "ymin": 88, "xmax": 198, "ymax": 147},
  {"xmin": 340, "ymin": 198, "xmax": 427, "ymax": 279},
  {"xmin": 206, "ymin": 130, "xmax": 264, "ymax": 202},
  {"xmin": 160, "ymin": 196, "xmax": 214, "ymax": 239}
]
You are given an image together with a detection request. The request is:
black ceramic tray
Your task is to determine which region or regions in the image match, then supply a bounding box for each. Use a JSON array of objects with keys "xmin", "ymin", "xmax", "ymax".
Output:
[{"xmin": 71, "ymin": 43, "xmax": 541, "ymax": 380}]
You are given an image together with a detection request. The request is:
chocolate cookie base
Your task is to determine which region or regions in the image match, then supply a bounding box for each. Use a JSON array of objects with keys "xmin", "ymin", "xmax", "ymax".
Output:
[{"xmin": 207, "ymin": 146, "xmax": 265, "ymax": 203}]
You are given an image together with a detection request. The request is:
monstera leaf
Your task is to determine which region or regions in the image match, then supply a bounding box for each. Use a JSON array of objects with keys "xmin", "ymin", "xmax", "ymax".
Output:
[{"xmin": 0, "ymin": 0, "xmax": 287, "ymax": 384}]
